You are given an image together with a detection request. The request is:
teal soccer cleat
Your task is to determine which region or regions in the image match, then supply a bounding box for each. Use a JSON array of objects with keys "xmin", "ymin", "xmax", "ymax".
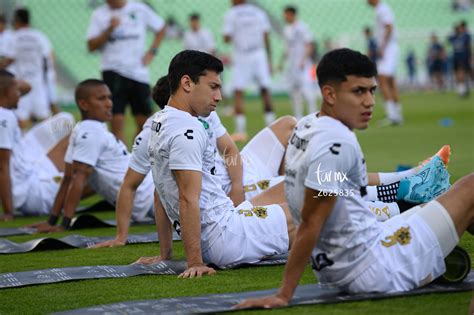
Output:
[{"xmin": 397, "ymin": 155, "xmax": 451, "ymax": 203}]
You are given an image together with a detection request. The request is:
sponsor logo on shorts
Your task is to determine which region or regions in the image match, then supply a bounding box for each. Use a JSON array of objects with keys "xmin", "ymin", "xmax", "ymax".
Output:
[{"xmin": 237, "ymin": 206, "xmax": 268, "ymax": 219}]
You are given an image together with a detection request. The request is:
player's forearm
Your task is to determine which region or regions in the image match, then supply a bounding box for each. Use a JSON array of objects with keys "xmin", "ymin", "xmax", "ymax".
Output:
[
  {"xmin": 223, "ymin": 149, "xmax": 244, "ymax": 190},
  {"xmin": 155, "ymin": 194, "xmax": 173, "ymax": 259},
  {"xmin": 179, "ymin": 198, "xmax": 204, "ymax": 266},
  {"xmin": 148, "ymin": 27, "xmax": 166, "ymax": 53},
  {"xmin": 62, "ymin": 175, "xmax": 87, "ymax": 222},
  {"xmin": 0, "ymin": 167, "xmax": 14, "ymax": 215},
  {"xmin": 87, "ymin": 27, "xmax": 114, "ymax": 52},
  {"xmin": 278, "ymin": 221, "xmax": 320, "ymax": 301},
  {"xmin": 381, "ymin": 25, "xmax": 392, "ymax": 51},
  {"xmin": 367, "ymin": 172, "xmax": 380, "ymax": 186},
  {"xmin": 115, "ymin": 185, "xmax": 136, "ymax": 242},
  {"xmin": 49, "ymin": 177, "xmax": 72, "ymax": 220},
  {"xmin": 264, "ymin": 33, "xmax": 272, "ymax": 64}
]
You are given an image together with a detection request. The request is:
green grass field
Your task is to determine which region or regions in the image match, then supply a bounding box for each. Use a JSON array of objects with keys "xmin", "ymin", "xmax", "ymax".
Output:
[{"xmin": 0, "ymin": 91, "xmax": 473, "ymax": 314}]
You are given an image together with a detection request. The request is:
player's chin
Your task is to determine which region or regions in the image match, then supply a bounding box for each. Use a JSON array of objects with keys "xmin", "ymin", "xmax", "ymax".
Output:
[{"xmin": 356, "ymin": 121, "xmax": 370, "ymax": 130}]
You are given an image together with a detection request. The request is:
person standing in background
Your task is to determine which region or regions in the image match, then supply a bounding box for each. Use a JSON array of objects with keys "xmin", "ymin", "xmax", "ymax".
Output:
[
  {"xmin": 183, "ymin": 13, "xmax": 216, "ymax": 55},
  {"xmin": 86, "ymin": 0, "xmax": 166, "ymax": 144},
  {"xmin": 367, "ymin": 0, "xmax": 403, "ymax": 126},
  {"xmin": 223, "ymin": 0, "xmax": 275, "ymax": 142}
]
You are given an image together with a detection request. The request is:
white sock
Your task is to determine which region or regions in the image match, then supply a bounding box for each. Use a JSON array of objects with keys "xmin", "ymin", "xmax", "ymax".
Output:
[
  {"xmin": 291, "ymin": 90, "xmax": 303, "ymax": 119},
  {"xmin": 378, "ymin": 168, "xmax": 416, "ymax": 185},
  {"xmin": 367, "ymin": 201, "xmax": 400, "ymax": 222},
  {"xmin": 366, "ymin": 185, "xmax": 378, "ymax": 201},
  {"xmin": 384, "ymin": 100, "xmax": 396, "ymax": 121},
  {"xmin": 235, "ymin": 114, "xmax": 246, "ymax": 134},
  {"xmin": 264, "ymin": 111, "xmax": 275, "ymax": 126},
  {"xmin": 394, "ymin": 102, "xmax": 403, "ymax": 122},
  {"xmin": 456, "ymin": 83, "xmax": 463, "ymax": 95}
]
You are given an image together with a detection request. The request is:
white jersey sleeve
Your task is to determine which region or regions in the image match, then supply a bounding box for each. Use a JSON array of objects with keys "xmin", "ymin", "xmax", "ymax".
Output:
[
  {"xmin": 70, "ymin": 129, "xmax": 105, "ymax": 167},
  {"xmin": 86, "ymin": 9, "xmax": 104, "ymax": 40},
  {"xmin": 305, "ymin": 141, "xmax": 358, "ymax": 193},
  {"xmin": 129, "ymin": 127, "xmax": 151, "ymax": 175},
  {"xmin": 169, "ymin": 128, "xmax": 206, "ymax": 171},
  {"xmin": 142, "ymin": 4, "xmax": 165, "ymax": 32},
  {"xmin": 378, "ymin": 4, "xmax": 395, "ymax": 26},
  {"xmin": 0, "ymin": 111, "xmax": 17, "ymax": 150},
  {"xmin": 209, "ymin": 112, "xmax": 227, "ymax": 139}
]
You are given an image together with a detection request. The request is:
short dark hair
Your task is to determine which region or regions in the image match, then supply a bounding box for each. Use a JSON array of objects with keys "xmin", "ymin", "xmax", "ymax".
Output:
[
  {"xmin": 317, "ymin": 48, "xmax": 377, "ymax": 87},
  {"xmin": 152, "ymin": 75, "xmax": 170, "ymax": 109},
  {"xmin": 75, "ymin": 79, "xmax": 106, "ymax": 103},
  {"xmin": 14, "ymin": 8, "xmax": 29, "ymax": 24},
  {"xmin": 168, "ymin": 50, "xmax": 223, "ymax": 94},
  {"xmin": 284, "ymin": 6, "xmax": 297, "ymax": 14},
  {"xmin": 0, "ymin": 70, "xmax": 15, "ymax": 96},
  {"xmin": 189, "ymin": 13, "xmax": 200, "ymax": 21}
]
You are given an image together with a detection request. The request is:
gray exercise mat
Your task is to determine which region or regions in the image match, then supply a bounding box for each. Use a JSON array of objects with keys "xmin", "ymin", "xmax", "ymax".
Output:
[
  {"xmin": 0, "ymin": 232, "xmax": 181, "ymax": 254},
  {"xmin": 0, "ymin": 214, "xmax": 154, "ymax": 237},
  {"xmin": 0, "ymin": 261, "xmax": 187, "ymax": 289},
  {"xmin": 0, "ymin": 255, "xmax": 287, "ymax": 289},
  {"xmin": 55, "ymin": 272, "xmax": 474, "ymax": 315}
]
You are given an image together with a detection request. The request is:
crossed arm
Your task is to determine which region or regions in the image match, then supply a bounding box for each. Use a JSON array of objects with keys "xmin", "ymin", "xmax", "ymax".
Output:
[{"xmin": 217, "ymin": 133, "xmax": 245, "ymax": 206}]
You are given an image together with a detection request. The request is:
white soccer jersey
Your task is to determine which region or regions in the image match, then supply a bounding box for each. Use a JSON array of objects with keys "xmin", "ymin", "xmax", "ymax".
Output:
[
  {"xmin": 374, "ymin": 2, "xmax": 397, "ymax": 47},
  {"xmin": 86, "ymin": 2, "xmax": 165, "ymax": 84},
  {"xmin": 65, "ymin": 120, "xmax": 154, "ymax": 220},
  {"xmin": 0, "ymin": 107, "xmax": 37, "ymax": 207},
  {"xmin": 183, "ymin": 28, "xmax": 216, "ymax": 54},
  {"xmin": 0, "ymin": 29, "xmax": 14, "ymax": 72},
  {"xmin": 222, "ymin": 4, "xmax": 270, "ymax": 55},
  {"xmin": 149, "ymin": 106, "xmax": 234, "ymax": 251},
  {"xmin": 4, "ymin": 28, "xmax": 51, "ymax": 84},
  {"xmin": 131, "ymin": 111, "xmax": 227, "ymax": 177},
  {"xmin": 284, "ymin": 114, "xmax": 382, "ymax": 287},
  {"xmin": 283, "ymin": 20, "xmax": 313, "ymax": 69}
]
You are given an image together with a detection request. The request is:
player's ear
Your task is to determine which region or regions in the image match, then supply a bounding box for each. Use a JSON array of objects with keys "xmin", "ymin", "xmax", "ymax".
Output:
[
  {"xmin": 77, "ymin": 99, "xmax": 89, "ymax": 114},
  {"xmin": 180, "ymin": 75, "xmax": 193, "ymax": 93},
  {"xmin": 321, "ymin": 84, "xmax": 336, "ymax": 106}
]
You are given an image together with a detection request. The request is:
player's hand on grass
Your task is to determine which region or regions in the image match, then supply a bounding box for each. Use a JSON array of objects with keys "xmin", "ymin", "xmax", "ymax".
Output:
[
  {"xmin": 91, "ymin": 238, "xmax": 126, "ymax": 248},
  {"xmin": 36, "ymin": 224, "xmax": 65, "ymax": 233},
  {"xmin": 0, "ymin": 213, "xmax": 13, "ymax": 221},
  {"xmin": 27, "ymin": 221, "xmax": 50, "ymax": 228},
  {"xmin": 234, "ymin": 294, "xmax": 289, "ymax": 310},
  {"xmin": 133, "ymin": 255, "xmax": 165, "ymax": 265},
  {"xmin": 178, "ymin": 264, "xmax": 216, "ymax": 278}
]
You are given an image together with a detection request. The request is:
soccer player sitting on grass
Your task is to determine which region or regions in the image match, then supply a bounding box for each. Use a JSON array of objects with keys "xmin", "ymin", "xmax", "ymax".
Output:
[
  {"xmin": 144, "ymin": 50, "xmax": 296, "ymax": 277},
  {"xmin": 236, "ymin": 48, "xmax": 469, "ymax": 309},
  {"xmin": 31, "ymin": 79, "xmax": 156, "ymax": 232},
  {"xmin": 0, "ymin": 70, "xmax": 74, "ymax": 221},
  {"xmin": 94, "ymin": 71, "xmax": 296, "ymax": 248}
]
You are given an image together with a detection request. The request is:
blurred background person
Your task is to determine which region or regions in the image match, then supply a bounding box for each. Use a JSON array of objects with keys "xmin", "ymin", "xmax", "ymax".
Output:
[
  {"xmin": 183, "ymin": 13, "xmax": 216, "ymax": 55},
  {"xmin": 1, "ymin": 8, "xmax": 55, "ymax": 130},
  {"xmin": 223, "ymin": 0, "xmax": 275, "ymax": 142},
  {"xmin": 427, "ymin": 33, "xmax": 447, "ymax": 90},
  {"xmin": 86, "ymin": 0, "xmax": 166, "ymax": 144},
  {"xmin": 280, "ymin": 5, "xmax": 317, "ymax": 120}
]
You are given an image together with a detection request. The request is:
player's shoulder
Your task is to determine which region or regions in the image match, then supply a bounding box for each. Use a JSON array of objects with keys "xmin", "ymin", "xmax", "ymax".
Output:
[
  {"xmin": 0, "ymin": 107, "xmax": 17, "ymax": 122},
  {"xmin": 73, "ymin": 120, "xmax": 109, "ymax": 141},
  {"xmin": 303, "ymin": 115, "xmax": 358, "ymax": 151},
  {"xmin": 159, "ymin": 107, "xmax": 205, "ymax": 135},
  {"xmin": 128, "ymin": 1, "xmax": 152, "ymax": 12}
]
